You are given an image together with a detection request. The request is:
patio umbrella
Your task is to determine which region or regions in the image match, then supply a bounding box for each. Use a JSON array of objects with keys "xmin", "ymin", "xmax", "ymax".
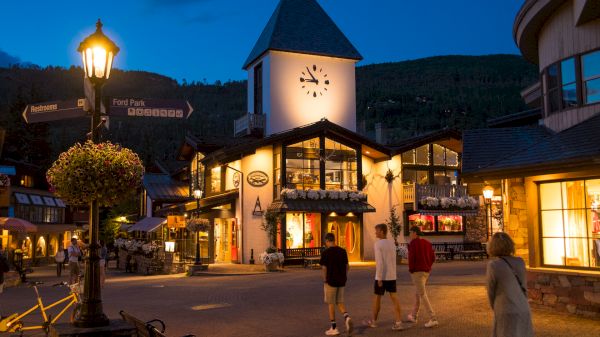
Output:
[{"xmin": 0, "ymin": 217, "xmax": 37, "ymax": 233}]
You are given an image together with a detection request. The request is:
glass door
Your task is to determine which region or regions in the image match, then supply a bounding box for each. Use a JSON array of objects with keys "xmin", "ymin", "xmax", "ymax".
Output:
[{"xmin": 327, "ymin": 214, "xmax": 361, "ymax": 261}]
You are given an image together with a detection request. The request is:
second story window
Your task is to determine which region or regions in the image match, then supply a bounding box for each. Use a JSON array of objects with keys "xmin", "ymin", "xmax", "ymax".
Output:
[
  {"xmin": 582, "ymin": 50, "xmax": 600, "ymax": 104},
  {"xmin": 254, "ymin": 62, "xmax": 263, "ymax": 114},
  {"xmin": 402, "ymin": 144, "xmax": 459, "ymax": 186},
  {"xmin": 20, "ymin": 175, "xmax": 34, "ymax": 187},
  {"xmin": 561, "ymin": 58, "xmax": 577, "ymax": 109},
  {"xmin": 210, "ymin": 166, "xmax": 222, "ymax": 194}
]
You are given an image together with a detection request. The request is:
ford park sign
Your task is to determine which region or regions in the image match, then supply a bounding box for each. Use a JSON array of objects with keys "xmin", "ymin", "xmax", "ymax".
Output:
[{"xmin": 247, "ymin": 171, "xmax": 269, "ymax": 187}]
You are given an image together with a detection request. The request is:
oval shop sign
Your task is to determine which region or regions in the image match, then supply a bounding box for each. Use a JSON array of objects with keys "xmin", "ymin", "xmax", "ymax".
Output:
[{"xmin": 247, "ymin": 171, "xmax": 269, "ymax": 187}]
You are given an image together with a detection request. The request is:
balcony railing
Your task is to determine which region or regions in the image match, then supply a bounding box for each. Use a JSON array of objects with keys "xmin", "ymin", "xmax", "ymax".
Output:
[
  {"xmin": 234, "ymin": 113, "xmax": 266, "ymax": 137},
  {"xmin": 403, "ymin": 183, "xmax": 469, "ymax": 207}
]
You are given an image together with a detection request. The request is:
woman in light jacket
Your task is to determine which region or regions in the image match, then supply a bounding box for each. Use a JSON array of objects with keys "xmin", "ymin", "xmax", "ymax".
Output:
[{"xmin": 486, "ymin": 232, "xmax": 534, "ymax": 337}]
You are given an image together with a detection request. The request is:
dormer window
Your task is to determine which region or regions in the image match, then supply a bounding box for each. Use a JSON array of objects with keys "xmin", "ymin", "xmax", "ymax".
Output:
[{"xmin": 254, "ymin": 62, "xmax": 263, "ymax": 114}]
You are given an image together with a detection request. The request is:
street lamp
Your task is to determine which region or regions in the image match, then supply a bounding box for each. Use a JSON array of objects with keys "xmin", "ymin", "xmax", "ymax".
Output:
[
  {"xmin": 193, "ymin": 189, "xmax": 203, "ymax": 265},
  {"xmin": 483, "ymin": 185, "xmax": 494, "ymax": 240},
  {"xmin": 74, "ymin": 19, "xmax": 119, "ymax": 328}
]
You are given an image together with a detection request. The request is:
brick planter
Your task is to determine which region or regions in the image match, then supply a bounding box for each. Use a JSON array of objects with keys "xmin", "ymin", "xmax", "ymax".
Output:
[{"xmin": 528, "ymin": 269, "xmax": 600, "ymax": 319}]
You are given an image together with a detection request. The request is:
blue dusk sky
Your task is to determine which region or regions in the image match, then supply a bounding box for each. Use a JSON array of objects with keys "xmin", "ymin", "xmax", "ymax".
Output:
[{"xmin": 0, "ymin": 0, "xmax": 524, "ymax": 83}]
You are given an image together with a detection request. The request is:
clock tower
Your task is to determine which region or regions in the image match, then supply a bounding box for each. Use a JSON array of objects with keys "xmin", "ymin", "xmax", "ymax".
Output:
[{"xmin": 242, "ymin": 0, "xmax": 362, "ymax": 136}]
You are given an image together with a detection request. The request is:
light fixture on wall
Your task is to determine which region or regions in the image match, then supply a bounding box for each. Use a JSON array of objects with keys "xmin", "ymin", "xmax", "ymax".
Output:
[
  {"xmin": 165, "ymin": 241, "xmax": 175, "ymax": 252},
  {"xmin": 483, "ymin": 185, "xmax": 494, "ymax": 240}
]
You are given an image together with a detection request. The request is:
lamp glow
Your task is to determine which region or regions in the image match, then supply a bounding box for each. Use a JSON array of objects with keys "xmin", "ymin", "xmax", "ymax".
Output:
[
  {"xmin": 193, "ymin": 189, "xmax": 203, "ymax": 200},
  {"xmin": 165, "ymin": 241, "xmax": 175, "ymax": 252},
  {"xmin": 482, "ymin": 185, "xmax": 494, "ymax": 201},
  {"xmin": 78, "ymin": 19, "xmax": 119, "ymax": 83}
]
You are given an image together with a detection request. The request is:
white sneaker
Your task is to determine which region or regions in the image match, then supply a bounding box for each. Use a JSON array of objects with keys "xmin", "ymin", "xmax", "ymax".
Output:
[
  {"xmin": 325, "ymin": 327, "xmax": 340, "ymax": 335},
  {"xmin": 392, "ymin": 321, "xmax": 406, "ymax": 330},
  {"xmin": 406, "ymin": 313, "xmax": 417, "ymax": 323},
  {"xmin": 424, "ymin": 319, "xmax": 439, "ymax": 328},
  {"xmin": 345, "ymin": 317, "xmax": 353, "ymax": 335}
]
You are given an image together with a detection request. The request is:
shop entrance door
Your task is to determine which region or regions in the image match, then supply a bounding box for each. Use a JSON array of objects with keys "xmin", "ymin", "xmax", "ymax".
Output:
[
  {"xmin": 327, "ymin": 215, "xmax": 361, "ymax": 262},
  {"xmin": 214, "ymin": 218, "xmax": 237, "ymax": 263}
]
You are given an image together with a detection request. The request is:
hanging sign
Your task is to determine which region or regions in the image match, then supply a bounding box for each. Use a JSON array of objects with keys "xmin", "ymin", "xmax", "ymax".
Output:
[
  {"xmin": 233, "ymin": 172, "xmax": 241, "ymax": 188},
  {"xmin": 247, "ymin": 171, "xmax": 269, "ymax": 187},
  {"xmin": 167, "ymin": 215, "xmax": 186, "ymax": 228}
]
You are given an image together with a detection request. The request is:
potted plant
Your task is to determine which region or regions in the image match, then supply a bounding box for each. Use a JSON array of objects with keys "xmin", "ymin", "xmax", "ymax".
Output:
[
  {"xmin": 261, "ymin": 209, "xmax": 280, "ymax": 247},
  {"xmin": 386, "ymin": 205, "xmax": 403, "ymax": 264},
  {"xmin": 259, "ymin": 247, "xmax": 284, "ymax": 272}
]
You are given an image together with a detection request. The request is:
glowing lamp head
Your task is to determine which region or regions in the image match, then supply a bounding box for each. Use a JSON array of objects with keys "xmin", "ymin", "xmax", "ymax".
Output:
[
  {"xmin": 193, "ymin": 189, "xmax": 203, "ymax": 200},
  {"xmin": 482, "ymin": 185, "xmax": 494, "ymax": 201},
  {"xmin": 78, "ymin": 19, "xmax": 119, "ymax": 82},
  {"xmin": 165, "ymin": 241, "xmax": 175, "ymax": 253}
]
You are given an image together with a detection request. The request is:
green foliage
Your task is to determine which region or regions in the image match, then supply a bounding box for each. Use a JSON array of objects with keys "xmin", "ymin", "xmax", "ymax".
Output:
[
  {"xmin": 100, "ymin": 194, "xmax": 139, "ymax": 245},
  {"xmin": 386, "ymin": 205, "xmax": 402, "ymax": 245},
  {"xmin": 261, "ymin": 209, "xmax": 281, "ymax": 247},
  {"xmin": 46, "ymin": 140, "xmax": 144, "ymax": 207}
]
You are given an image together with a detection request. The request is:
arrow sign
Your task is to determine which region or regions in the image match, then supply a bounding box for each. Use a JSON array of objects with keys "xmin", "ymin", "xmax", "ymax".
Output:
[
  {"xmin": 23, "ymin": 99, "xmax": 88, "ymax": 123},
  {"xmin": 107, "ymin": 97, "xmax": 194, "ymax": 119}
]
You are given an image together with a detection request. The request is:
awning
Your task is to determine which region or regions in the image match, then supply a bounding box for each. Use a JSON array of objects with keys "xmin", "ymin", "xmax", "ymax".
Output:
[
  {"xmin": 34, "ymin": 224, "xmax": 78, "ymax": 233},
  {"xmin": 13, "ymin": 192, "xmax": 66, "ymax": 208},
  {"xmin": 0, "ymin": 217, "xmax": 37, "ymax": 233},
  {"xmin": 268, "ymin": 199, "xmax": 376, "ymax": 213},
  {"xmin": 128, "ymin": 217, "xmax": 166, "ymax": 233},
  {"xmin": 29, "ymin": 195, "xmax": 44, "ymax": 206}
]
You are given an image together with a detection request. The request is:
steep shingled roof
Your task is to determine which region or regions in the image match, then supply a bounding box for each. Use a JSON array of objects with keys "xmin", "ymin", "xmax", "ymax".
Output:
[{"xmin": 242, "ymin": 0, "xmax": 362, "ymax": 69}]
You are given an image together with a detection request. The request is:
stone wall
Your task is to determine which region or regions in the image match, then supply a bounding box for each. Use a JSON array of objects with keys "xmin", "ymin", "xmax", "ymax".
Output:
[
  {"xmin": 528, "ymin": 270, "xmax": 600, "ymax": 319},
  {"xmin": 507, "ymin": 179, "xmax": 529, "ymax": 264},
  {"xmin": 465, "ymin": 203, "xmax": 487, "ymax": 242}
]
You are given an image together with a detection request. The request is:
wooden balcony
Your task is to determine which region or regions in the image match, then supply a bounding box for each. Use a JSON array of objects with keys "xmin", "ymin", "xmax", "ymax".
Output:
[
  {"xmin": 234, "ymin": 113, "xmax": 266, "ymax": 137},
  {"xmin": 403, "ymin": 183, "xmax": 469, "ymax": 208}
]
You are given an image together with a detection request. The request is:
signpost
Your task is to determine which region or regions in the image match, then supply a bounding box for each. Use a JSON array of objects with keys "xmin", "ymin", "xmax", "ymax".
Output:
[
  {"xmin": 107, "ymin": 97, "xmax": 193, "ymax": 119},
  {"xmin": 22, "ymin": 99, "xmax": 88, "ymax": 123}
]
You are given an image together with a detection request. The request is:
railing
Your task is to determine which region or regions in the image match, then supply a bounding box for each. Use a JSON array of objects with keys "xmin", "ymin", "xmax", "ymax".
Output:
[
  {"xmin": 234, "ymin": 113, "xmax": 266, "ymax": 137},
  {"xmin": 403, "ymin": 184, "xmax": 468, "ymax": 204}
]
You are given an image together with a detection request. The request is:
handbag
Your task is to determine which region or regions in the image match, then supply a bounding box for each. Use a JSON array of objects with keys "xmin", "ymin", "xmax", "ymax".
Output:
[{"xmin": 499, "ymin": 257, "xmax": 527, "ymax": 296}]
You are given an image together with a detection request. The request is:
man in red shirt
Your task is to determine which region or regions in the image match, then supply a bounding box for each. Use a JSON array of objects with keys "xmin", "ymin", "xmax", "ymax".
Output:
[{"xmin": 407, "ymin": 226, "xmax": 438, "ymax": 328}]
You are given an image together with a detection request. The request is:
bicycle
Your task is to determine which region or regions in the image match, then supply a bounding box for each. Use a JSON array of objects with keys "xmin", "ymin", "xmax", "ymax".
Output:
[{"xmin": 0, "ymin": 281, "xmax": 82, "ymax": 334}]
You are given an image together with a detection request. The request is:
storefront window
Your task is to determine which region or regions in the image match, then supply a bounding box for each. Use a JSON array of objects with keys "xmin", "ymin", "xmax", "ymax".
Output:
[
  {"xmin": 582, "ymin": 51, "xmax": 600, "ymax": 104},
  {"xmin": 408, "ymin": 214, "xmax": 435, "ymax": 232},
  {"xmin": 209, "ymin": 166, "xmax": 221, "ymax": 194},
  {"xmin": 285, "ymin": 138, "xmax": 321, "ymax": 190},
  {"xmin": 416, "ymin": 145, "xmax": 429, "ymax": 165},
  {"xmin": 327, "ymin": 214, "xmax": 360, "ymax": 261},
  {"xmin": 539, "ymin": 179, "xmax": 600, "ymax": 269},
  {"xmin": 324, "ymin": 138, "xmax": 357, "ymax": 190},
  {"xmin": 285, "ymin": 212, "xmax": 322, "ymax": 249},
  {"xmin": 437, "ymin": 215, "xmax": 463, "ymax": 232}
]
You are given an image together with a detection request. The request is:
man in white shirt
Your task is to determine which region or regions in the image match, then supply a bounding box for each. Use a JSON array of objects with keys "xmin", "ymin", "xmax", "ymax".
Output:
[
  {"xmin": 364, "ymin": 223, "xmax": 406, "ymax": 330},
  {"xmin": 67, "ymin": 238, "xmax": 82, "ymax": 285}
]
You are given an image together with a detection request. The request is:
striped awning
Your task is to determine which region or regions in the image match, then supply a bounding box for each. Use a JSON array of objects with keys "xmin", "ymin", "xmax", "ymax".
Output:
[{"xmin": 0, "ymin": 217, "xmax": 37, "ymax": 233}]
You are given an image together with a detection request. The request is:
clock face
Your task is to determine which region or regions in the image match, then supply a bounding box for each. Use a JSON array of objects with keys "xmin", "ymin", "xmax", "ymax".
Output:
[{"xmin": 299, "ymin": 64, "xmax": 330, "ymax": 98}]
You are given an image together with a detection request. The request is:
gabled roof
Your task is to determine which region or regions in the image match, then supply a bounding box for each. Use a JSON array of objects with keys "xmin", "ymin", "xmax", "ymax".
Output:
[
  {"xmin": 243, "ymin": 0, "xmax": 362, "ymax": 69},
  {"xmin": 486, "ymin": 109, "xmax": 542, "ymax": 128},
  {"xmin": 462, "ymin": 126, "xmax": 551, "ymax": 177},
  {"xmin": 143, "ymin": 173, "xmax": 191, "ymax": 202},
  {"xmin": 462, "ymin": 114, "xmax": 600, "ymax": 179},
  {"xmin": 202, "ymin": 119, "xmax": 391, "ymax": 165},
  {"xmin": 176, "ymin": 133, "xmax": 246, "ymax": 161},
  {"xmin": 387, "ymin": 129, "xmax": 463, "ymax": 155}
]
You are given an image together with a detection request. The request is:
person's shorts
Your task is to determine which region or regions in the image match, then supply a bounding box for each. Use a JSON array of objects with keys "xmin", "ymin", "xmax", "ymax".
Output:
[
  {"xmin": 69, "ymin": 262, "xmax": 80, "ymax": 277},
  {"xmin": 374, "ymin": 280, "xmax": 397, "ymax": 295},
  {"xmin": 324, "ymin": 283, "xmax": 345, "ymax": 304}
]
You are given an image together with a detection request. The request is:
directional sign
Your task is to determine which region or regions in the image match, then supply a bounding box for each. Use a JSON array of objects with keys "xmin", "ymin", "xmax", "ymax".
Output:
[
  {"xmin": 22, "ymin": 99, "xmax": 88, "ymax": 123},
  {"xmin": 107, "ymin": 97, "xmax": 194, "ymax": 119}
]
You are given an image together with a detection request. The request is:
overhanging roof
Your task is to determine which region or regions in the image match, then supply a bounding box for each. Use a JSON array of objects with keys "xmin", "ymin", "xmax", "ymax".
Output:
[
  {"xmin": 143, "ymin": 174, "xmax": 192, "ymax": 202},
  {"xmin": 243, "ymin": 0, "xmax": 362, "ymax": 69},
  {"xmin": 128, "ymin": 217, "xmax": 166, "ymax": 233},
  {"xmin": 388, "ymin": 129, "xmax": 462, "ymax": 155},
  {"xmin": 268, "ymin": 199, "xmax": 375, "ymax": 213}
]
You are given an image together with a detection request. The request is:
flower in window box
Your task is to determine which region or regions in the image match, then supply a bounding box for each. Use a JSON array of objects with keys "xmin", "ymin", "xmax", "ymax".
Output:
[
  {"xmin": 297, "ymin": 189, "xmax": 307, "ymax": 199},
  {"xmin": 339, "ymin": 190, "xmax": 348, "ymax": 200},
  {"xmin": 318, "ymin": 189, "xmax": 328, "ymax": 199},
  {"xmin": 328, "ymin": 190, "xmax": 339, "ymax": 200},
  {"xmin": 307, "ymin": 189, "xmax": 319, "ymax": 200}
]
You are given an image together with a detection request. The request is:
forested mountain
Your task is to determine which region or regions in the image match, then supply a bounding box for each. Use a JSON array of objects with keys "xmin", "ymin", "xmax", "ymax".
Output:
[{"xmin": 0, "ymin": 54, "xmax": 538, "ymax": 171}]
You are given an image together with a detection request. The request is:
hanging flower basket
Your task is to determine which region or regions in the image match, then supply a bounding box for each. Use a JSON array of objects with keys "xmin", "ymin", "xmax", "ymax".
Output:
[
  {"xmin": 186, "ymin": 218, "xmax": 210, "ymax": 232},
  {"xmin": 46, "ymin": 140, "xmax": 144, "ymax": 207}
]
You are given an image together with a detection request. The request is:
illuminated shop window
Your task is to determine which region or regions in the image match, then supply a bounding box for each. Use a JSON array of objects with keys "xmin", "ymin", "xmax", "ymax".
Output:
[
  {"xmin": 408, "ymin": 214, "xmax": 435, "ymax": 232},
  {"xmin": 539, "ymin": 179, "xmax": 600, "ymax": 269},
  {"xmin": 437, "ymin": 215, "xmax": 463, "ymax": 232},
  {"xmin": 209, "ymin": 166, "xmax": 222, "ymax": 194},
  {"xmin": 285, "ymin": 138, "xmax": 321, "ymax": 190},
  {"xmin": 324, "ymin": 138, "xmax": 357, "ymax": 190},
  {"xmin": 285, "ymin": 212, "xmax": 321, "ymax": 249}
]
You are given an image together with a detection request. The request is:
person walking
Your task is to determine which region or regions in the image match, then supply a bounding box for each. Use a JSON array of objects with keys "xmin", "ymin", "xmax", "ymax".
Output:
[
  {"xmin": 486, "ymin": 232, "xmax": 533, "ymax": 337},
  {"xmin": 364, "ymin": 223, "xmax": 406, "ymax": 331},
  {"xmin": 319, "ymin": 233, "xmax": 353, "ymax": 336},
  {"xmin": 67, "ymin": 238, "xmax": 82, "ymax": 285},
  {"xmin": 55, "ymin": 247, "xmax": 65, "ymax": 277},
  {"xmin": 406, "ymin": 226, "xmax": 438, "ymax": 328}
]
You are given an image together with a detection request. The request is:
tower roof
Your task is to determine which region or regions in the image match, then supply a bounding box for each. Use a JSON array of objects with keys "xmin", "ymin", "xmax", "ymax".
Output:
[{"xmin": 243, "ymin": 0, "xmax": 362, "ymax": 69}]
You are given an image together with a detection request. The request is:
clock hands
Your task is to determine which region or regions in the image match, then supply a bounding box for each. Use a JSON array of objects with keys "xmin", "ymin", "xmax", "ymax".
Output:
[{"xmin": 305, "ymin": 66, "xmax": 319, "ymax": 85}]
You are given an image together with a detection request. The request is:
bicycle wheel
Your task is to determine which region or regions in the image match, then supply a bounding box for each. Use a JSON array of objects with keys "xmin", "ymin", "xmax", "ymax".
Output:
[{"xmin": 70, "ymin": 304, "xmax": 81, "ymax": 323}]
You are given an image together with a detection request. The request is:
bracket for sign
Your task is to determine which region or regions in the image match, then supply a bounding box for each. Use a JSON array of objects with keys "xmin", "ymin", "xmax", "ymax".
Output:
[{"xmin": 252, "ymin": 196, "xmax": 264, "ymax": 216}]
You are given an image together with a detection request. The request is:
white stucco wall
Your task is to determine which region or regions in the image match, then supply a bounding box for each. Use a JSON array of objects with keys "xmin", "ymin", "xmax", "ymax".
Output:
[
  {"xmin": 247, "ymin": 55, "xmax": 272, "ymax": 124},
  {"xmin": 362, "ymin": 154, "xmax": 404, "ymax": 260},
  {"xmin": 239, "ymin": 146, "xmax": 274, "ymax": 263},
  {"xmin": 267, "ymin": 51, "xmax": 357, "ymax": 135}
]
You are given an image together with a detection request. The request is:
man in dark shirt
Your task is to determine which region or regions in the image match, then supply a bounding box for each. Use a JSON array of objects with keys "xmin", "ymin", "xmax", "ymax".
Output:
[{"xmin": 319, "ymin": 233, "xmax": 353, "ymax": 336}]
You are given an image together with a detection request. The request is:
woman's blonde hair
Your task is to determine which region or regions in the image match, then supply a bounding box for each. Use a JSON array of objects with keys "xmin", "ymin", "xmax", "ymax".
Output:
[{"xmin": 487, "ymin": 232, "xmax": 515, "ymax": 257}]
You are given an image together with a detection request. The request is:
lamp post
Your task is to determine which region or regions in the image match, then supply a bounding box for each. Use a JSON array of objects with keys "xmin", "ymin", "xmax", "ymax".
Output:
[
  {"xmin": 193, "ymin": 188, "xmax": 203, "ymax": 265},
  {"xmin": 75, "ymin": 19, "xmax": 119, "ymax": 328},
  {"xmin": 483, "ymin": 185, "xmax": 494, "ymax": 241}
]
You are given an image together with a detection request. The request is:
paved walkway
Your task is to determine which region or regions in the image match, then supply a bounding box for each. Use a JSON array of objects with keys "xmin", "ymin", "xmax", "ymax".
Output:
[{"xmin": 1, "ymin": 261, "xmax": 599, "ymax": 337}]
